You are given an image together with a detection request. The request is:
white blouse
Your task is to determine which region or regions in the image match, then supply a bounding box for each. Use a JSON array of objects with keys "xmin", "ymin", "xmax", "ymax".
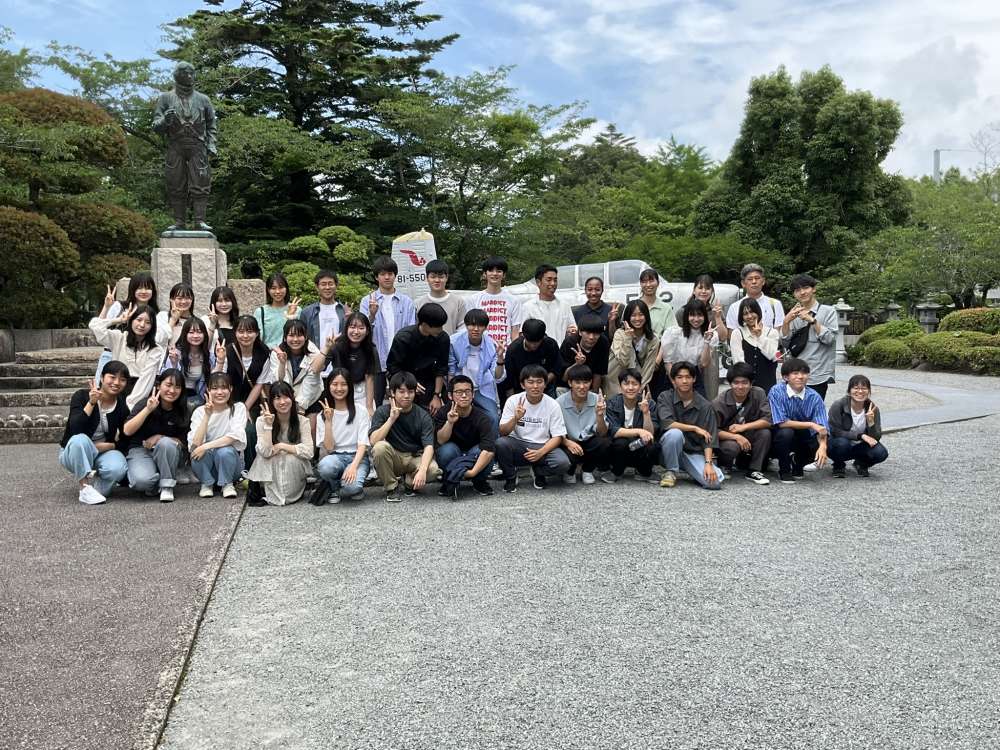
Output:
[
  {"xmin": 187, "ymin": 402, "xmax": 249, "ymax": 451},
  {"xmin": 660, "ymin": 327, "xmax": 718, "ymax": 366}
]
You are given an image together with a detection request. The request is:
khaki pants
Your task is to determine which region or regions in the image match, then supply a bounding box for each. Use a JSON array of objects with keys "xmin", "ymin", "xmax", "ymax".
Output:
[{"xmin": 371, "ymin": 442, "xmax": 441, "ymax": 491}]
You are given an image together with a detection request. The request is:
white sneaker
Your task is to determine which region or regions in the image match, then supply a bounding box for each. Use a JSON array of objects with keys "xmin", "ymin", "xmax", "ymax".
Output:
[
  {"xmin": 221, "ymin": 483, "xmax": 238, "ymax": 498},
  {"xmin": 802, "ymin": 462, "xmax": 819, "ymax": 472},
  {"xmin": 78, "ymin": 485, "xmax": 106, "ymax": 505},
  {"xmin": 159, "ymin": 488, "xmax": 175, "ymax": 503},
  {"xmin": 745, "ymin": 471, "xmax": 770, "ymax": 486},
  {"xmin": 564, "ymin": 470, "xmax": 578, "ymax": 484},
  {"xmin": 581, "ymin": 471, "xmax": 596, "ymax": 485},
  {"xmin": 199, "ymin": 484, "xmax": 215, "ymax": 498},
  {"xmin": 600, "ymin": 472, "xmax": 620, "ymax": 484}
]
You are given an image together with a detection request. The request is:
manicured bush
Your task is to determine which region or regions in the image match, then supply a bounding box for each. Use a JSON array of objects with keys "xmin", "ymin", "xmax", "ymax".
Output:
[
  {"xmin": 938, "ymin": 307, "xmax": 1000, "ymax": 335},
  {"xmin": 287, "ymin": 235, "xmax": 329, "ymax": 259},
  {"xmin": 318, "ymin": 225, "xmax": 357, "ymax": 246},
  {"xmin": 856, "ymin": 318, "xmax": 922, "ymax": 348},
  {"xmin": 0, "ymin": 206, "xmax": 80, "ymax": 327},
  {"xmin": 912, "ymin": 331, "xmax": 1000, "ymax": 371},
  {"xmin": 41, "ymin": 199, "xmax": 155, "ymax": 258},
  {"xmin": 336, "ymin": 273, "xmax": 369, "ymax": 309},
  {"xmin": 864, "ymin": 338, "xmax": 913, "ymax": 369},
  {"xmin": 964, "ymin": 346, "xmax": 1000, "ymax": 374},
  {"xmin": 281, "ymin": 261, "xmax": 322, "ymax": 305}
]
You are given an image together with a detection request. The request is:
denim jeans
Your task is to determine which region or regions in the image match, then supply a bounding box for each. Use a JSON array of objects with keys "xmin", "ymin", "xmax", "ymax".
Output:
[
  {"xmin": 435, "ymin": 443, "xmax": 490, "ymax": 484},
  {"xmin": 316, "ymin": 452, "xmax": 370, "ymax": 497},
  {"xmin": 58, "ymin": 434, "xmax": 127, "ymax": 496},
  {"xmin": 658, "ymin": 428, "xmax": 725, "ymax": 489},
  {"xmin": 127, "ymin": 440, "xmax": 183, "ymax": 491},
  {"xmin": 191, "ymin": 445, "xmax": 243, "ymax": 486},
  {"xmin": 829, "ymin": 437, "xmax": 889, "ymax": 469}
]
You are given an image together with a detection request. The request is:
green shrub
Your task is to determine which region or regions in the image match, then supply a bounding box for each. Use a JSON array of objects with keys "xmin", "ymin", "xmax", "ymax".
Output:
[
  {"xmin": 844, "ymin": 343, "xmax": 867, "ymax": 364},
  {"xmin": 964, "ymin": 346, "xmax": 1000, "ymax": 375},
  {"xmin": 938, "ymin": 307, "xmax": 1000, "ymax": 334},
  {"xmin": 864, "ymin": 338, "xmax": 914, "ymax": 369},
  {"xmin": 82, "ymin": 254, "xmax": 149, "ymax": 311},
  {"xmin": 333, "ymin": 240, "xmax": 370, "ymax": 265},
  {"xmin": 0, "ymin": 206, "xmax": 80, "ymax": 327},
  {"xmin": 318, "ymin": 225, "xmax": 357, "ymax": 246},
  {"xmin": 336, "ymin": 273, "xmax": 369, "ymax": 309},
  {"xmin": 41, "ymin": 199, "xmax": 155, "ymax": 258},
  {"xmin": 912, "ymin": 331, "xmax": 1000, "ymax": 370},
  {"xmin": 856, "ymin": 319, "xmax": 922, "ymax": 348},
  {"xmin": 281, "ymin": 261, "xmax": 322, "ymax": 305},
  {"xmin": 287, "ymin": 235, "xmax": 330, "ymax": 259}
]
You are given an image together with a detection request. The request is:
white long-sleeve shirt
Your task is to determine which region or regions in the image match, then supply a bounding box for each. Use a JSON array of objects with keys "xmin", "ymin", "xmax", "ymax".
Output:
[
  {"xmin": 187, "ymin": 401, "xmax": 248, "ymax": 451},
  {"xmin": 88, "ymin": 317, "xmax": 166, "ymax": 410},
  {"xmin": 522, "ymin": 297, "xmax": 576, "ymax": 346},
  {"xmin": 154, "ymin": 310, "xmax": 214, "ymax": 348}
]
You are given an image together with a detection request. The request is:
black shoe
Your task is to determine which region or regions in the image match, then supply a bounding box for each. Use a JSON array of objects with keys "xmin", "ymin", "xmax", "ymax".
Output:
[
  {"xmin": 437, "ymin": 481, "xmax": 459, "ymax": 501},
  {"xmin": 307, "ymin": 481, "xmax": 334, "ymax": 506},
  {"xmin": 855, "ymin": 462, "xmax": 870, "ymax": 477},
  {"xmin": 472, "ymin": 478, "xmax": 494, "ymax": 496},
  {"xmin": 503, "ymin": 476, "xmax": 518, "ymax": 493},
  {"xmin": 791, "ymin": 468, "xmax": 805, "ymax": 479},
  {"xmin": 403, "ymin": 483, "xmax": 416, "ymax": 497},
  {"xmin": 385, "ymin": 485, "xmax": 403, "ymax": 503},
  {"xmin": 532, "ymin": 471, "xmax": 547, "ymax": 490},
  {"xmin": 778, "ymin": 472, "xmax": 796, "ymax": 484},
  {"xmin": 246, "ymin": 481, "xmax": 267, "ymax": 506},
  {"xmin": 832, "ymin": 465, "xmax": 846, "ymax": 479}
]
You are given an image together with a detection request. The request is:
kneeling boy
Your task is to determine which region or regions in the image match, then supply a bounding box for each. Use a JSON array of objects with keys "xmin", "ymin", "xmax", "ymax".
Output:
[
  {"xmin": 434, "ymin": 375, "xmax": 496, "ymax": 500},
  {"xmin": 556, "ymin": 364, "xmax": 611, "ymax": 484},
  {"xmin": 657, "ymin": 361, "xmax": 725, "ymax": 490},
  {"xmin": 767, "ymin": 357, "xmax": 829, "ymax": 483}
]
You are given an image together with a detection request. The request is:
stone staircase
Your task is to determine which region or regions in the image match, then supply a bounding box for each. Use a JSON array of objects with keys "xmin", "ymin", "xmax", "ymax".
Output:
[{"xmin": 0, "ymin": 347, "xmax": 103, "ymax": 444}]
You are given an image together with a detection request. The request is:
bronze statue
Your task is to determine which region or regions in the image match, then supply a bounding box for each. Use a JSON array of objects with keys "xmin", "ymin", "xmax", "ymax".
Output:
[{"xmin": 153, "ymin": 62, "xmax": 217, "ymax": 232}]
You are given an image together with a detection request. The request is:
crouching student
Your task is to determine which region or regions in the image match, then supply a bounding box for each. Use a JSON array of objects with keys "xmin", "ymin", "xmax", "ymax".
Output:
[
  {"xmin": 369, "ymin": 371, "xmax": 440, "ymax": 502},
  {"xmin": 188, "ymin": 372, "xmax": 247, "ymax": 498},
  {"xmin": 449, "ymin": 308, "xmax": 505, "ymax": 427},
  {"xmin": 767, "ymin": 357, "xmax": 829, "ymax": 483},
  {"xmin": 713, "ymin": 362, "xmax": 773, "ymax": 486},
  {"xmin": 124, "ymin": 369, "xmax": 188, "ymax": 502},
  {"xmin": 657, "ymin": 361, "xmax": 725, "ymax": 490},
  {"xmin": 495, "ymin": 364, "xmax": 571, "ymax": 493},
  {"xmin": 557, "ymin": 364, "xmax": 611, "ymax": 484},
  {"xmin": 248, "ymin": 382, "xmax": 314, "ymax": 506},
  {"xmin": 58, "ymin": 361, "xmax": 131, "ymax": 505},
  {"xmin": 269, "ymin": 319, "xmax": 323, "ymax": 413},
  {"xmin": 434, "ymin": 375, "xmax": 496, "ymax": 500},
  {"xmin": 311, "ymin": 369, "xmax": 371, "ymax": 504},
  {"xmin": 827, "ymin": 375, "xmax": 888, "ymax": 478},
  {"xmin": 602, "ymin": 368, "xmax": 659, "ymax": 484}
]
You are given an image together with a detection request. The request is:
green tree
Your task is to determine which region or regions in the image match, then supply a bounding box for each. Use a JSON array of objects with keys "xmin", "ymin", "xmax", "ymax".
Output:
[{"xmin": 692, "ymin": 65, "xmax": 910, "ymax": 273}]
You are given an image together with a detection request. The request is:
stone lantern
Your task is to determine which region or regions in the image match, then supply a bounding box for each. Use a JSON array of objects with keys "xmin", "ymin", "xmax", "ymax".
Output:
[
  {"xmin": 914, "ymin": 298, "xmax": 942, "ymax": 334},
  {"xmin": 883, "ymin": 301, "xmax": 901, "ymax": 321},
  {"xmin": 834, "ymin": 298, "xmax": 853, "ymax": 363}
]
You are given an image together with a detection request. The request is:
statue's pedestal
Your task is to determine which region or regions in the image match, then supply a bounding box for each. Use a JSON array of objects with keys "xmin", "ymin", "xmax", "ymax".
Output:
[{"xmin": 151, "ymin": 232, "xmax": 227, "ymax": 316}]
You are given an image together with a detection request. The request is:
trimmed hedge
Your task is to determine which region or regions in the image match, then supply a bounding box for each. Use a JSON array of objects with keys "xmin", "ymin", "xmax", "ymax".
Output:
[
  {"xmin": 912, "ymin": 331, "xmax": 1000, "ymax": 372},
  {"xmin": 938, "ymin": 307, "xmax": 1000, "ymax": 335},
  {"xmin": 41, "ymin": 199, "xmax": 155, "ymax": 258},
  {"xmin": 864, "ymin": 338, "xmax": 914, "ymax": 369},
  {"xmin": 856, "ymin": 319, "xmax": 922, "ymax": 348}
]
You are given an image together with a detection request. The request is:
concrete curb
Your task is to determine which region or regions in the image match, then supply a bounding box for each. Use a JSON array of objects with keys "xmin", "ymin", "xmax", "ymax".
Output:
[{"xmin": 130, "ymin": 496, "xmax": 246, "ymax": 750}]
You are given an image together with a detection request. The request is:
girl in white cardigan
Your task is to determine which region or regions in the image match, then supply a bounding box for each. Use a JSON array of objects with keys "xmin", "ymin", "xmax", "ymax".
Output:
[
  {"xmin": 188, "ymin": 372, "xmax": 247, "ymax": 498},
  {"xmin": 89, "ymin": 303, "xmax": 165, "ymax": 410},
  {"xmin": 728, "ymin": 297, "xmax": 781, "ymax": 392},
  {"xmin": 267, "ymin": 318, "xmax": 323, "ymax": 412},
  {"xmin": 248, "ymin": 381, "xmax": 314, "ymax": 506}
]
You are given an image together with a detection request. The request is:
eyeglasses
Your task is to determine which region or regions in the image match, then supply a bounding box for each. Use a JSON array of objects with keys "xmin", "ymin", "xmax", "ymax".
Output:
[{"xmin": 452, "ymin": 389, "xmax": 473, "ymax": 397}]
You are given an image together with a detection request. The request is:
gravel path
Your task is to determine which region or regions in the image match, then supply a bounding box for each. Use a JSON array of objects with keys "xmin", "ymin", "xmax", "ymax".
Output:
[{"xmin": 159, "ymin": 415, "xmax": 1000, "ymax": 749}]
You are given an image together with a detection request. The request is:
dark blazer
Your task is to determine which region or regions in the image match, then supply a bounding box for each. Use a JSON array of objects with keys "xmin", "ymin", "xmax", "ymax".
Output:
[
  {"xmin": 604, "ymin": 393, "xmax": 660, "ymax": 437},
  {"xmin": 827, "ymin": 396, "xmax": 882, "ymax": 441},
  {"xmin": 60, "ymin": 388, "xmax": 130, "ymax": 451}
]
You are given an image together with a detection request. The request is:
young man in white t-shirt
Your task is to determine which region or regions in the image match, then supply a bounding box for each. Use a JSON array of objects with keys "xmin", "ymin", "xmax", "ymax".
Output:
[
  {"xmin": 415, "ymin": 259, "xmax": 465, "ymax": 335},
  {"xmin": 300, "ymin": 268, "xmax": 346, "ymax": 373},
  {"xmin": 495, "ymin": 364, "xmax": 571, "ymax": 493},
  {"xmin": 463, "ymin": 256, "xmax": 523, "ymax": 348},
  {"xmin": 522, "ymin": 263, "xmax": 577, "ymax": 346}
]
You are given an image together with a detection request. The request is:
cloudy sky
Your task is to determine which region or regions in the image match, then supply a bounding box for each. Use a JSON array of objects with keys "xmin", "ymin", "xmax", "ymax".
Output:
[{"xmin": 7, "ymin": 0, "xmax": 1000, "ymax": 177}]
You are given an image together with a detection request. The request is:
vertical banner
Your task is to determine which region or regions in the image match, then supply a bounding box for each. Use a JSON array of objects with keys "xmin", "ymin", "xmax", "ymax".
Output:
[{"xmin": 391, "ymin": 229, "xmax": 437, "ymax": 300}]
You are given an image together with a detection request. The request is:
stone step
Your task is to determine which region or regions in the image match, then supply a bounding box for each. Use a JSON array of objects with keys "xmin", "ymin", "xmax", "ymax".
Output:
[
  {"xmin": 15, "ymin": 347, "xmax": 105, "ymax": 365},
  {"xmin": 1, "ymin": 405, "xmax": 70, "ymax": 420},
  {"xmin": 0, "ymin": 426, "xmax": 62, "ymax": 445},
  {"xmin": 0, "ymin": 362, "xmax": 97, "ymax": 377},
  {"xmin": 0, "ymin": 389, "xmax": 78, "ymax": 408},
  {"xmin": 0, "ymin": 376, "xmax": 92, "ymax": 391}
]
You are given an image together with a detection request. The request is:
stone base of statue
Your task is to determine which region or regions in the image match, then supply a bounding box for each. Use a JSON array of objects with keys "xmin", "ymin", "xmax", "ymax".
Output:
[{"xmin": 152, "ymin": 231, "xmax": 227, "ymax": 316}]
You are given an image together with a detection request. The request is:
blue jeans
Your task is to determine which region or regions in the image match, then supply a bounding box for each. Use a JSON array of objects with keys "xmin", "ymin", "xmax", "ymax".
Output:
[
  {"xmin": 94, "ymin": 350, "xmax": 113, "ymax": 386},
  {"xmin": 829, "ymin": 437, "xmax": 889, "ymax": 469},
  {"xmin": 473, "ymin": 393, "xmax": 499, "ymax": 432},
  {"xmin": 436, "ymin": 443, "xmax": 488, "ymax": 483},
  {"xmin": 316, "ymin": 452, "xmax": 370, "ymax": 498},
  {"xmin": 58, "ymin": 434, "xmax": 127, "ymax": 496},
  {"xmin": 658, "ymin": 428, "xmax": 725, "ymax": 490},
  {"xmin": 191, "ymin": 445, "xmax": 243, "ymax": 486},
  {"xmin": 127, "ymin": 440, "xmax": 183, "ymax": 491}
]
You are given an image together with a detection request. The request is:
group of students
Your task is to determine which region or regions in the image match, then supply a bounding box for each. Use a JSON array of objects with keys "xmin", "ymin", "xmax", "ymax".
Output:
[{"xmin": 58, "ymin": 256, "xmax": 888, "ymax": 506}]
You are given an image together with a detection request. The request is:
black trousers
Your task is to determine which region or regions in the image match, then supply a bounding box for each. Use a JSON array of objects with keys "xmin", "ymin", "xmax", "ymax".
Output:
[
  {"xmin": 566, "ymin": 435, "xmax": 611, "ymax": 472},
  {"xmin": 717, "ymin": 428, "xmax": 772, "ymax": 473},
  {"xmin": 771, "ymin": 427, "xmax": 819, "ymax": 474},
  {"xmin": 609, "ymin": 436, "xmax": 659, "ymax": 477},
  {"xmin": 810, "ymin": 380, "xmax": 831, "ymax": 400}
]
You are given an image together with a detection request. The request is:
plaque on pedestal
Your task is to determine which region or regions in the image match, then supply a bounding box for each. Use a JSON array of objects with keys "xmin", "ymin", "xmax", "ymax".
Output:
[{"xmin": 151, "ymin": 233, "xmax": 227, "ymax": 316}]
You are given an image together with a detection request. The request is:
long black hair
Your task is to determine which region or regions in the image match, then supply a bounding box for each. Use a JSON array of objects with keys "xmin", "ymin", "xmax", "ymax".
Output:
[
  {"xmin": 332, "ymin": 312, "xmax": 378, "ymax": 374},
  {"xmin": 325, "ymin": 367, "xmax": 356, "ymax": 425},
  {"xmin": 205, "ymin": 371, "xmax": 235, "ymax": 416},
  {"xmin": 681, "ymin": 299, "xmax": 710, "ymax": 338},
  {"xmin": 125, "ymin": 272, "xmax": 158, "ymax": 313},
  {"xmin": 125, "ymin": 304, "xmax": 157, "ymax": 351},
  {"xmin": 279, "ymin": 318, "xmax": 310, "ymax": 358},
  {"xmin": 621, "ymin": 299, "xmax": 654, "ymax": 341},
  {"xmin": 267, "ymin": 381, "xmax": 301, "ymax": 443},
  {"xmin": 232, "ymin": 314, "xmax": 270, "ymax": 362},
  {"xmin": 264, "ymin": 272, "xmax": 289, "ymax": 306},
  {"xmin": 737, "ymin": 297, "xmax": 764, "ymax": 329},
  {"xmin": 155, "ymin": 368, "xmax": 189, "ymax": 425},
  {"xmin": 209, "ymin": 285, "xmax": 240, "ymax": 323},
  {"xmin": 178, "ymin": 316, "xmax": 211, "ymax": 375}
]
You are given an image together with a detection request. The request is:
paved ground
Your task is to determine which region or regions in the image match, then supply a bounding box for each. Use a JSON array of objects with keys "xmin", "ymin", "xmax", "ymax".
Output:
[
  {"xmin": 0, "ymin": 446, "xmax": 243, "ymax": 750},
  {"xmin": 159, "ymin": 410, "xmax": 1000, "ymax": 748}
]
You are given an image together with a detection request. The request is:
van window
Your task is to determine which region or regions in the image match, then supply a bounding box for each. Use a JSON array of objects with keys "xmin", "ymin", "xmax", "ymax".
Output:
[
  {"xmin": 579, "ymin": 264, "xmax": 605, "ymax": 288},
  {"xmin": 609, "ymin": 260, "xmax": 644, "ymax": 286},
  {"xmin": 557, "ymin": 266, "xmax": 575, "ymax": 289}
]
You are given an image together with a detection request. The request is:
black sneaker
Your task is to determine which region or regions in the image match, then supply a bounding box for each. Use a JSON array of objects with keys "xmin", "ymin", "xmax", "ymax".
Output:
[
  {"xmin": 532, "ymin": 471, "xmax": 547, "ymax": 490},
  {"xmin": 832, "ymin": 465, "xmax": 846, "ymax": 479},
  {"xmin": 503, "ymin": 476, "xmax": 518, "ymax": 493},
  {"xmin": 437, "ymin": 481, "xmax": 459, "ymax": 501},
  {"xmin": 403, "ymin": 484, "xmax": 416, "ymax": 497},
  {"xmin": 472, "ymin": 478, "xmax": 494, "ymax": 496},
  {"xmin": 246, "ymin": 481, "xmax": 267, "ymax": 506},
  {"xmin": 307, "ymin": 481, "xmax": 334, "ymax": 506},
  {"xmin": 385, "ymin": 486, "xmax": 403, "ymax": 503},
  {"xmin": 791, "ymin": 468, "xmax": 805, "ymax": 479},
  {"xmin": 855, "ymin": 462, "xmax": 870, "ymax": 477},
  {"xmin": 778, "ymin": 472, "xmax": 796, "ymax": 484}
]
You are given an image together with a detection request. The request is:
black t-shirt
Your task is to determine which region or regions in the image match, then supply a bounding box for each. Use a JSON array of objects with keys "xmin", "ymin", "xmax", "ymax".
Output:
[
  {"xmin": 327, "ymin": 344, "xmax": 377, "ymax": 387},
  {"xmin": 369, "ymin": 403, "xmax": 435, "ymax": 453},
  {"xmin": 559, "ymin": 333, "xmax": 610, "ymax": 383},
  {"xmin": 125, "ymin": 402, "xmax": 189, "ymax": 450},
  {"xmin": 432, "ymin": 404, "xmax": 496, "ymax": 452},
  {"xmin": 500, "ymin": 336, "xmax": 563, "ymax": 394}
]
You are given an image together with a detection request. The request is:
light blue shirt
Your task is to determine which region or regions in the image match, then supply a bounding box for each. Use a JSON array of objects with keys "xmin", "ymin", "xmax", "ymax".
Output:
[{"xmin": 556, "ymin": 391, "xmax": 599, "ymax": 441}]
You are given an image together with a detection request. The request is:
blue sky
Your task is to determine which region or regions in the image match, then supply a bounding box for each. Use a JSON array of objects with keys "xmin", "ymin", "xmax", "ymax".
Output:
[{"xmin": 6, "ymin": 0, "xmax": 1000, "ymax": 177}]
